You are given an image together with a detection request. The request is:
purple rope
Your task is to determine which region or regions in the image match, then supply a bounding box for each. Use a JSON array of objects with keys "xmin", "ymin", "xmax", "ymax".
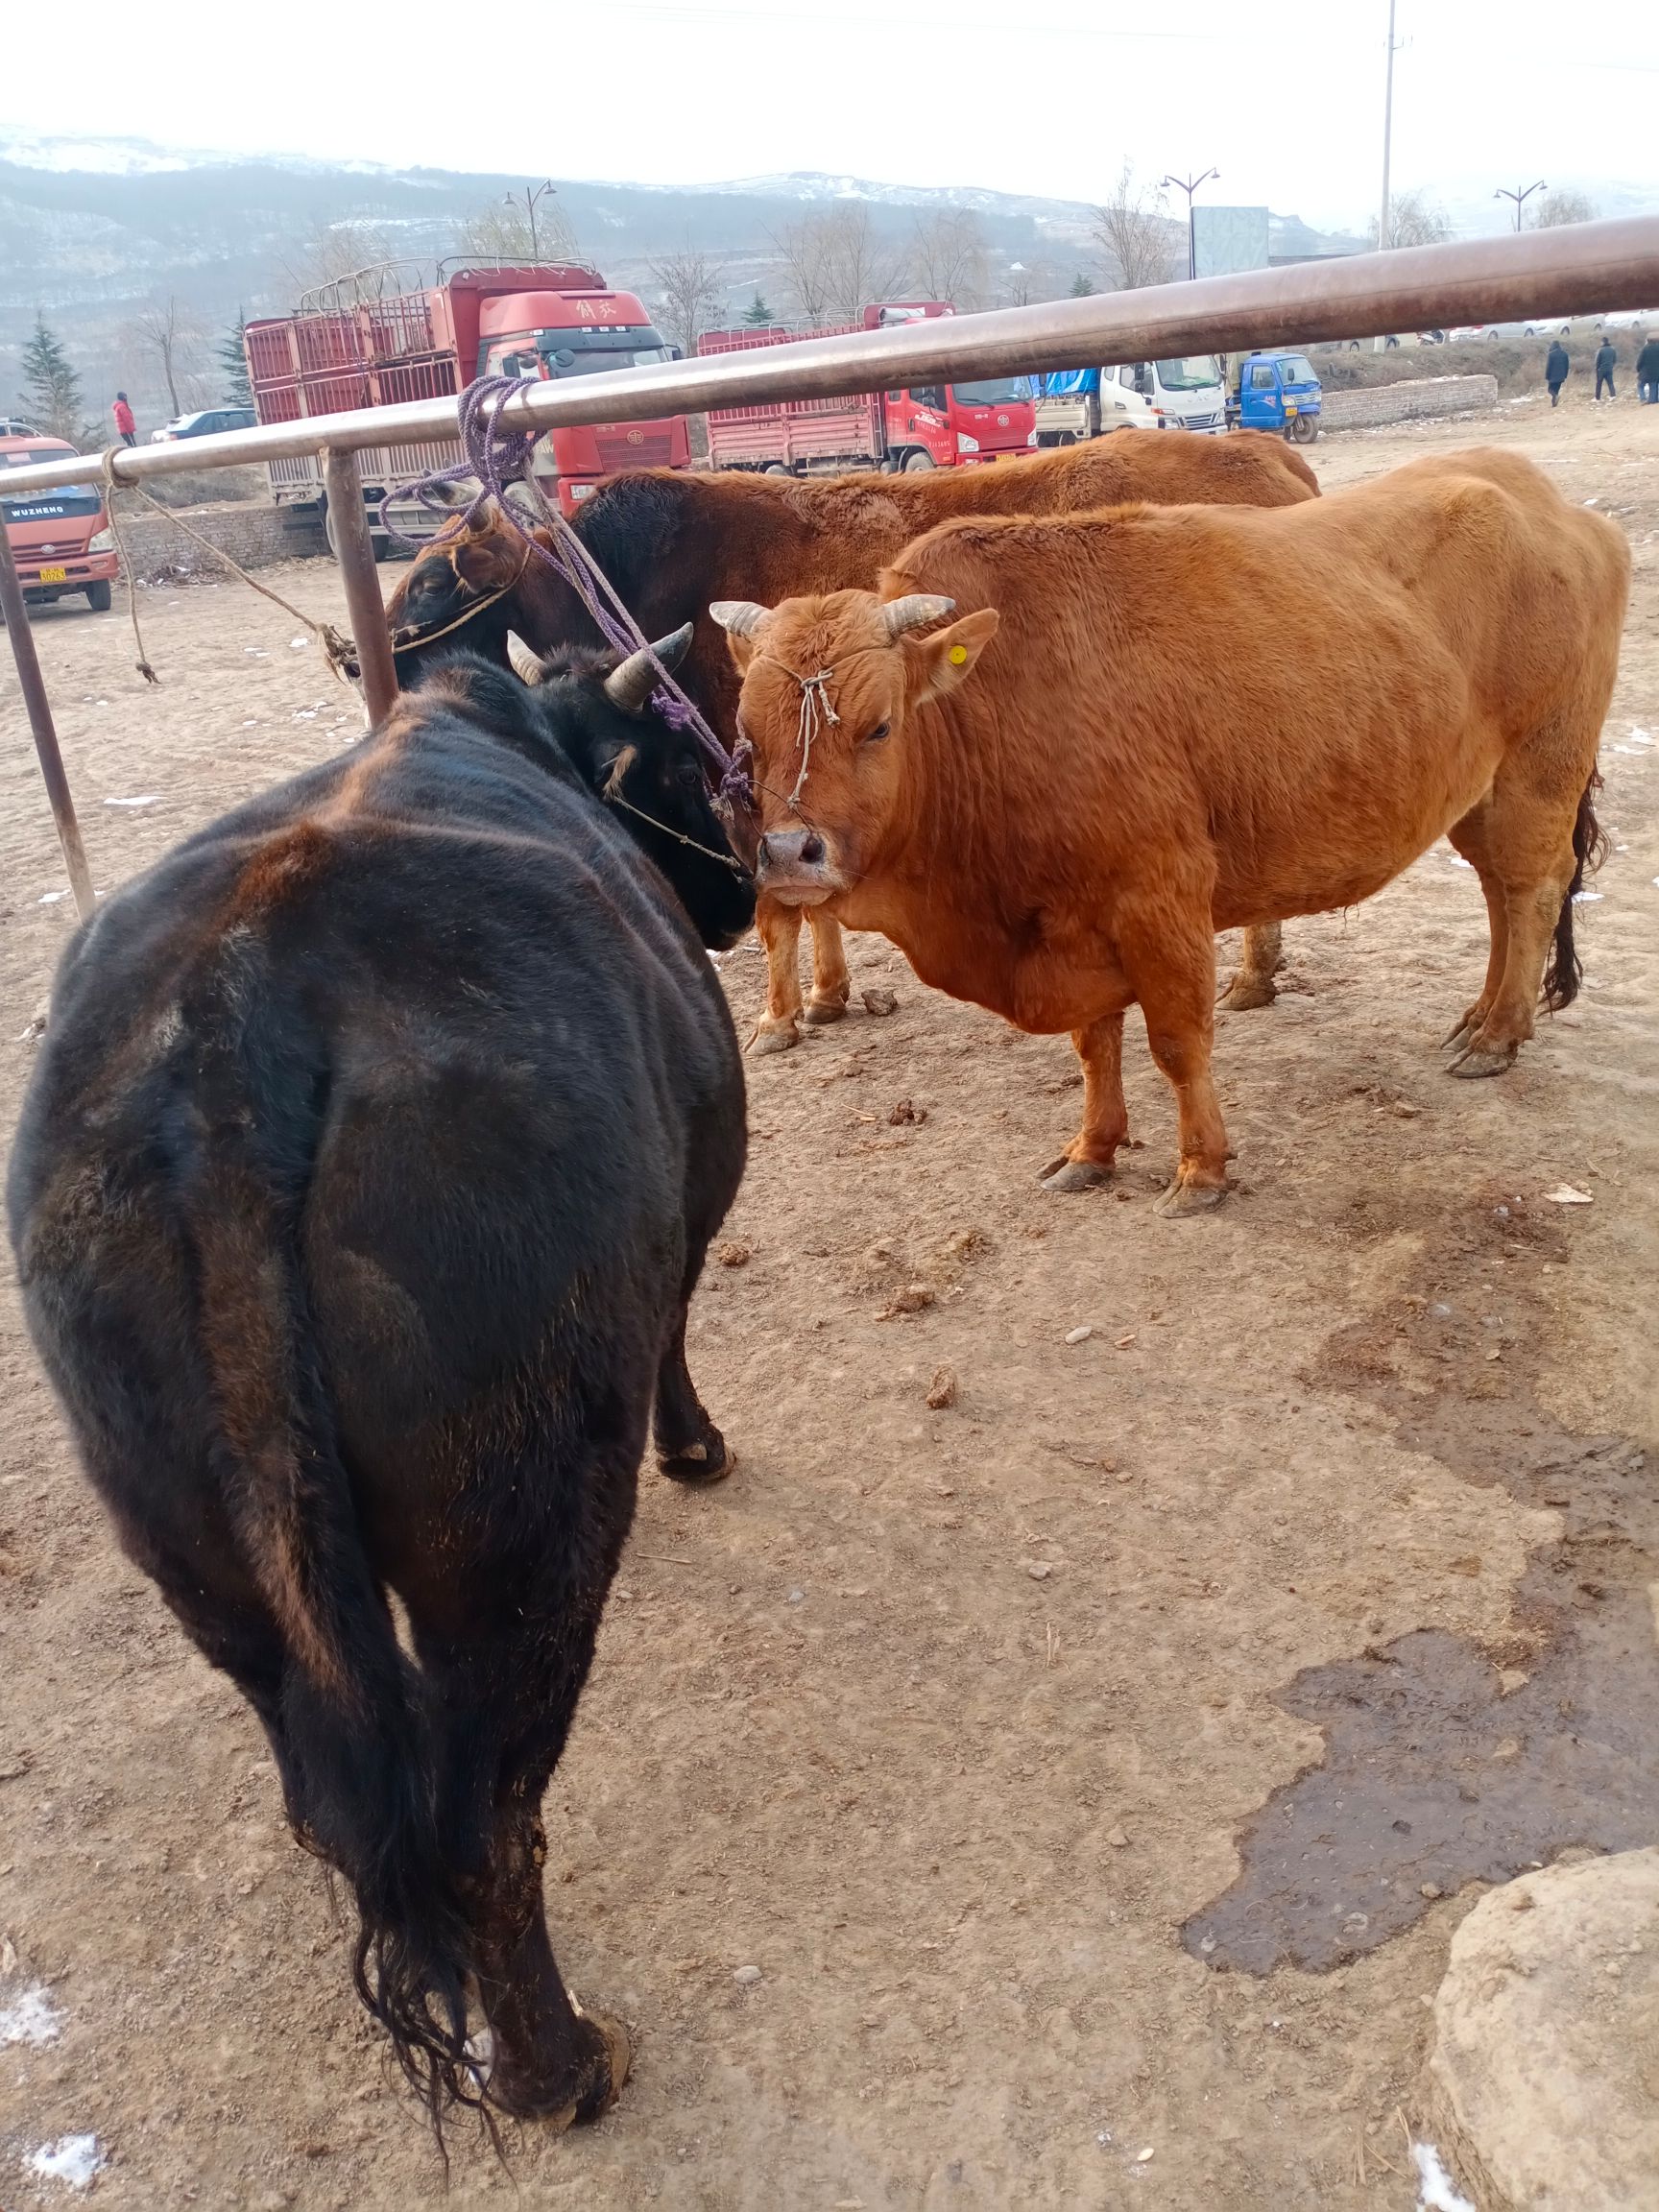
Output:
[{"xmin": 387, "ymin": 378, "xmax": 754, "ymax": 810}]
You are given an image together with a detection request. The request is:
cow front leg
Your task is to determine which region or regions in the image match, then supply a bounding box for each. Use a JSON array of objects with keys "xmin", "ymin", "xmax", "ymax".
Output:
[
  {"xmin": 1040, "ymin": 1013, "xmax": 1130, "ymax": 1192},
  {"xmin": 1217, "ymin": 922, "xmax": 1284, "ymax": 1011},
  {"xmin": 1117, "ymin": 905, "xmax": 1233, "ymax": 1214},
  {"xmin": 751, "ymin": 896, "xmax": 805, "ymax": 1054},
  {"xmin": 802, "ymin": 911, "xmax": 852, "ymax": 1026},
  {"xmin": 654, "ymin": 1298, "xmax": 731, "ymax": 1484}
]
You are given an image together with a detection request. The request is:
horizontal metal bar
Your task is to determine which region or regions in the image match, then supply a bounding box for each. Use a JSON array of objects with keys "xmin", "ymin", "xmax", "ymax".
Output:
[{"xmin": 5, "ymin": 218, "xmax": 1656, "ymax": 498}]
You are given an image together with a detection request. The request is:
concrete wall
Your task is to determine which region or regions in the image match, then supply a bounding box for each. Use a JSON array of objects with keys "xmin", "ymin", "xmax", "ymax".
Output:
[
  {"xmin": 115, "ymin": 500, "xmax": 328, "ymax": 582},
  {"xmin": 1321, "ymin": 375, "xmax": 1500, "ymax": 432}
]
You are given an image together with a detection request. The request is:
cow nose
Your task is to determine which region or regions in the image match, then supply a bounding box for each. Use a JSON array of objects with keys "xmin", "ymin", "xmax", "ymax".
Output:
[
  {"xmin": 758, "ymin": 827, "xmax": 828, "ymax": 877},
  {"xmin": 800, "ymin": 830, "xmax": 826, "ymax": 866}
]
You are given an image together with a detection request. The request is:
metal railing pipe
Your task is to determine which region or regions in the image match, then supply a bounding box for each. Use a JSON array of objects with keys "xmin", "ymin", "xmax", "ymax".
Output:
[
  {"xmin": 2, "ymin": 218, "xmax": 1656, "ymax": 498},
  {"xmin": 0, "ymin": 528, "xmax": 98, "ymax": 919}
]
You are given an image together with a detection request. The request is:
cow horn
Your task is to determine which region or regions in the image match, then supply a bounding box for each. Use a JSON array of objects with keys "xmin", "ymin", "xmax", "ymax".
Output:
[
  {"xmin": 881, "ymin": 594, "xmax": 956, "ymax": 638},
  {"xmin": 708, "ymin": 599, "xmax": 771, "ymax": 637},
  {"xmin": 506, "ymin": 630, "xmax": 545, "ymax": 686}
]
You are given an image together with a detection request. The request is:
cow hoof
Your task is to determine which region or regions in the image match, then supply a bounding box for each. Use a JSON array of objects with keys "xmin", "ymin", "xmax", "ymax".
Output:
[
  {"xmin": 571, "ymin": 2005, "xmax": 632, "ymax": 2124},
  {"xmin": 802, "ymin": 997, "xmax": 848, "ymax": 1027},
  {"xmin": 1153, "ymin": 1177, "xmax": 1227, "ymax": 1218},
  {"xmin": 1442, "ymin": 1010, "xmax": 1486, "ymax": 1053},
  {"xmin": 1447, "ymin": 1042, "xmax": 1518, "ymax": 1079},
  {"xmin": 490, "ymin": 2005, "xmax": 631, "ymax": 2128},
  {"xmin": 1217, "ymin": 973, "xmax": 1277, "ymax": 1012},
  {"xmin": 658, "ymin": 1424, "xmax": 733, "ymax": 1485},
  {"xmin": 749, "ymin": 1021, "xmax": 800, "ymax": 1056},
  {"xmin": 1039, "ymin": 1156, "xmax": 1114, "ymax": 1193}
]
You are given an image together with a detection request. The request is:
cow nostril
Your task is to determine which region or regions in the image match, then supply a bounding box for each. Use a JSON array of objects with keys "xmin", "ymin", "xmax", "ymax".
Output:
[{"xmin": 800, "ymin": 831, "xmax": 826, "ymax": 866}]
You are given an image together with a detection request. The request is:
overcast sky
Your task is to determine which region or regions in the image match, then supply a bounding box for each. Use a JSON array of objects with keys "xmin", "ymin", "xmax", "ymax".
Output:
[{"xmin": 7, "ymin": 0, "xmax": 1656, "ymax": 232}]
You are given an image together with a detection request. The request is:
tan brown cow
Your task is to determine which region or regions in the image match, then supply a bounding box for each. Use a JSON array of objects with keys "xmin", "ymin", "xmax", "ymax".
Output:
[
  {"xmin": 384, "ymin": 434, "xmax": 1319, "ymax": 1042},
  {"xmin": 711, "ymin": 448, "xmax": 1628, "ymax": 1213}
]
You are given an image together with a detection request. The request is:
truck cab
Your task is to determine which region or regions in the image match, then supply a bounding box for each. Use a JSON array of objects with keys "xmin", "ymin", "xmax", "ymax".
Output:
[
  {"xmin": 1225, "ymin": 350, "xmax": 1323, "ymax": 443},
  {"xmin": 1, "ymin": 434, "xmax": 117, "ymax": 612},
  {"xmin": 885, "ymin": 376, "xmax": 1036, "ymax": 469},
  {"xmin": 1099, "ymin": 356, "xmax": 1226, "ymax": 433}
]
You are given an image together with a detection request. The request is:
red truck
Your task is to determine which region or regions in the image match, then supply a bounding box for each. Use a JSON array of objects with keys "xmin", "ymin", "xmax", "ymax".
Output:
[
  {"xmin": 1, "ymin": 432, "xmax": 117, "ymax": 613},
  {"xmin": 699, "ymin": 301, "xmax": 1037, "ymax": 476},
  {"xmin": 245, "ymin": 262, "xmax": 691, "ymax": 554}
]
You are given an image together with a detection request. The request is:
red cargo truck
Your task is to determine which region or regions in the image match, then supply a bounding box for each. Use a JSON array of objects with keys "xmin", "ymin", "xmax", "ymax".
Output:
[
  {"xmin": 245, "ymin": 262, "xmax": 691, "ymax": 554},
  {"xmin": 698, "ymin": 301, "xmax": 1036, "ymax": 476}
]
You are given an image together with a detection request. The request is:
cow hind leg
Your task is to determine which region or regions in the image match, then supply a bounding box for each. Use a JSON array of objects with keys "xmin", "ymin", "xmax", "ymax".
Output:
[
  {"xmin": 751, "ymin": 896, "xmax": 805, "ymax": 1054},
  {"xmin": 1217, "ymin": 922, "xmax": 1286, "ymax": 1012},
  {"xmin": 1114, "ymin": 903, "xmax": 1233, "ymax": 1215},
  {"xmin": 415, "ymin": 1597, "xmax": 630, "ymax": 2129},
  {"xmin": 801, "ymin": 911, "xmax": 852, "ymax": 1026},
  {"xmin": 1041, "ymin": 1012, "xmax": 1132, "ymax": 1192},
  {"xmin": 1444, "ymin": 769, "xmax": 1587, "ymax": 1078}
]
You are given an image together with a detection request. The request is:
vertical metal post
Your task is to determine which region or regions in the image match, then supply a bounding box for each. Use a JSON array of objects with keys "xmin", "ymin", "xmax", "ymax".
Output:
[
  {"xmin": 0, "ymin": 523, "xmax": 97, "ymax": 921},
  {"xmin": 1380, "ymin": 0, "xmax": 1397, "ymax": 253},
  {"xmin": 322, "ymin": 447, "xmax": 398, "ymax": 726}
]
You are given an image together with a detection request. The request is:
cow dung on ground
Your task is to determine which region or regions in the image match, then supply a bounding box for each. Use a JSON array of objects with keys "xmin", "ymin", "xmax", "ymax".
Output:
[{"xmin": 1427, "ymin": 1848, "xmax": 1659, "ymax": 2210}]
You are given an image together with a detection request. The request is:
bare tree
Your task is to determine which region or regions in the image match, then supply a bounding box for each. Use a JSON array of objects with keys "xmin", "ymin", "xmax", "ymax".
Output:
[
  {"xmin": 1368, "ymin": 188, "xmax": 1453, "ymax": 250},
  {"xmin": 129, "ymin": 296, "xmax": 208, "ymax": 416},
  {"xmin": 1532, "ymin": 188, "xmax": 1598, "ymax": 229},
  {"xmin": 907, "ymin": 209, "xmax": 991, "ymax": 309},
  {"xmin": 646, "ymin": 244, "xmax": 728, "ymax": 357},
  {"xmin": 1092, "ymin": 164, "xmax": 1179, "ymax": 291},
  {"xmin": 771, "ymin": 206, "xmax": 908, "ymax": 326},
  {"xmin": 279, "ymin": 220, "xmax": 405, "ymax": 300},
  {"xmin": 459, "ymin": 190, "xmax": 580, "ymax": 265}
]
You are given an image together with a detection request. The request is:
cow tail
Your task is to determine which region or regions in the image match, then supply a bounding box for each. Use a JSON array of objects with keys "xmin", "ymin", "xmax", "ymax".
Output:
[
  {"xmin": 179, "ymin": 983, "xmax": 479, "ymax": 2131},
  {"xmin": 1542, "ymin": 769, "xmax": 1608, "ymax": 1012}
]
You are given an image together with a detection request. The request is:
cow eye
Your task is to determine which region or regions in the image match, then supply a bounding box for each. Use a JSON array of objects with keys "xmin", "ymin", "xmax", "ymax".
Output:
[
  {"xmin": 677, "ymin": 757, "xmax": 705, "ymax": 789},
  {"xmin": 863, "ymin": 721, "xmax": 891, "ymax": 745}
]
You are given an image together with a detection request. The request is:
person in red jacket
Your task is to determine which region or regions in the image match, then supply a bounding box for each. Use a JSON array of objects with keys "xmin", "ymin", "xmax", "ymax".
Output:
[{"xmin": 112, "ymin": 393, "xmax": 136, "ymax": 446}]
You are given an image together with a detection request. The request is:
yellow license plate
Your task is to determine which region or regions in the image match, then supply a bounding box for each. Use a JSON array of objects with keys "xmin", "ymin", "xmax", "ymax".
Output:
[{"xmin": 36, "ymin": 565, "xmax": 67, "ymax": 584}]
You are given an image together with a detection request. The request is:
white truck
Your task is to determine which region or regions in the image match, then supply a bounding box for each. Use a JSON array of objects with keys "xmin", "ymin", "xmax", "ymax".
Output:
[{"xmin": 1032, "ymin": 355, "xmax": 1227, "ymax": 444}]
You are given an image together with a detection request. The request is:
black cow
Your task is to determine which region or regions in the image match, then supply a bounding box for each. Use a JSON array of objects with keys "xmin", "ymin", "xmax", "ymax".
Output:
[{"xmin": 6, "ymin": 629, "xmax": 754, "ymax": 2129}]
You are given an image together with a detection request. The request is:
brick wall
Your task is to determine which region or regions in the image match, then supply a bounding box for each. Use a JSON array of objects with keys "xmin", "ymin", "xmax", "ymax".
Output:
[
  {"xmin": 116, "ymin": 501, "xmax": 328, "ymax": 582},
  {"xmin": 1320, "ymin": 375, "xmax": 1500, "ymax": 432}
]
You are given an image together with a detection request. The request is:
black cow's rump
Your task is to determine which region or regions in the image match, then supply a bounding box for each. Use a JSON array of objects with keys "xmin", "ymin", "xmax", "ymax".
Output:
[{"xmin": 7, "ymin": 650, "xmax": 754, "ymax": 2131}]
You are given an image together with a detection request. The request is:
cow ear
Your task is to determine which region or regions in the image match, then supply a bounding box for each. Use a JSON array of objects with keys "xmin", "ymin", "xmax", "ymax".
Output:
[{"xmin": 903, "ymin": 608, "xmax": 999, "ymax": 705}]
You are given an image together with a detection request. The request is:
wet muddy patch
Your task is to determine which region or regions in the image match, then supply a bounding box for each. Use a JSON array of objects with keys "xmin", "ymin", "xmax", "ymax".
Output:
[{"xmin": 1185, "ymin": 1190, "xmax": 1658, "ymax": 1974}]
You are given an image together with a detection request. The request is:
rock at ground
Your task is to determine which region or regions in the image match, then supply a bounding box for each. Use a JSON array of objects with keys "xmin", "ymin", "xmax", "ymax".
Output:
[{"xmin": 1429, "ymin": 1848, "xmax": 1659, "ymax": 2210}]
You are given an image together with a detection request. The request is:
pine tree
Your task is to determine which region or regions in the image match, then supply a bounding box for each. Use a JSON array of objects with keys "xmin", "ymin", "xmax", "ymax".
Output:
[
  {"xmin": 743, "ymin": 290, "xmax": 775, "ymax": 326},
  {"xmin": 218, "ymin": 312, "xmax": 253, "ymax": 408},
  {"xmin": 1070, "ymin": 272, "xmax": 1097, "ymax": 298},
  {"xmin": 20, "ymin": 311, "xmax": 84, "ymax": 442}
]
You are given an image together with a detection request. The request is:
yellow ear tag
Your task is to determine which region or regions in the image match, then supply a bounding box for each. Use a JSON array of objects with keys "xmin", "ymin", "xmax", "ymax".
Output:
[{"xmin": 949, "ymin": 644, "xmax": 969, "ymax": 665}]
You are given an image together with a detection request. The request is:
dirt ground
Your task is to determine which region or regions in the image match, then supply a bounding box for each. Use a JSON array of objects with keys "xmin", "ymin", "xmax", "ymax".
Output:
[{"xmin": 2, "ymin": 395, "xmax": 1655, "ymax": 2211}]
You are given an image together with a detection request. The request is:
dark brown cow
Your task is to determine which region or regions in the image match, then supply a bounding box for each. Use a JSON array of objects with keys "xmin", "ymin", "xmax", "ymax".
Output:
[
  {"xmin": 712, "ymin": 448, "xmax": 1628, "ymax": 1211},
  {"xmin": 385, "ymin": 435, "xmax": 1320, "ymax": 1041}
]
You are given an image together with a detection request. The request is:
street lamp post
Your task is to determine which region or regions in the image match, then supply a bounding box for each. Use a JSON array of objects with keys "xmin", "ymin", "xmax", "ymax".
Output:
[
  {"xmin": 1495, "ymin": 180, "xmax": 1547, "ymax": 233},
  {"xmin": 1162, "ymin": 168, "xmax": 1220, "ymax": 282},
  {"xmin": 505, "ymin": 180, "xmax": 560, "ymax": 261}
]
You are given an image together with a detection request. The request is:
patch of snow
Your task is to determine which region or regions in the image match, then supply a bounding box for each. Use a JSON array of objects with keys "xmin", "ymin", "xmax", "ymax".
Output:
[
  {"xmin": 1412, "ymin": 2141, "xmax": 1475, "ymax": 2212},
  {"xmin": 0, "ymin": 1984, "xmax": 62, "ymax": 2047},
  {"xmin": 37, "ymin": 890, "xmax": 66, "ymax": 905},
  {"xmin": 103, "ymin": 795, "xmax": 159, "ymax": 808},
  {"xmin": 28, "ymin": 2135, "xmax": 104, "ymax": 2190},
  {"xmin": 1448, "ymin": 854, "xmax": 1474, "ymax": 869},
  {"xmin": 1572, "ymin": 890, "xmax": 1603, "ymax": 902}
]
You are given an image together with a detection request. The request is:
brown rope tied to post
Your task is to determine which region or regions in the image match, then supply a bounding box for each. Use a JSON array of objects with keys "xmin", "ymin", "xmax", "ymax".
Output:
[{"xmin": 97, "ymin": 448, "xmax": 358, "ymax": 690}]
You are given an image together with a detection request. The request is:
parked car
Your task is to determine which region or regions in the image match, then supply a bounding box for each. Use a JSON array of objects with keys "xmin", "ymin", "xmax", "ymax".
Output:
[
  {"xmin": 150, "ymin": 406, "xmax": 256, "ymax": 443},
  {"xmin": 1, "ymin": 433, "xmax": 118, "ymax": 613}
]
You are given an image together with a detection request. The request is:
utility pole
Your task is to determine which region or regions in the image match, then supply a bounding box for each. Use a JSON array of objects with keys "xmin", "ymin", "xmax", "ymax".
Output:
[
  {"xmin": 1495, "ymin": 180, "xmax": 1547, "ymax": 232},
  {"xmin": 1379, "ymin": 0, "xmax": 1401, "ymax": 252},
  {"xmin": 1161, "ymin": 168, "xmax": 1219, "ymax": 282}
]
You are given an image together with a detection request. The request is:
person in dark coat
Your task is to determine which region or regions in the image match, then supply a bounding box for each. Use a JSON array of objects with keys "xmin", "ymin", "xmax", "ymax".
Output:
[
  {"xmin": 1546, "ymin": 340, "xmax": 1570, "ymax": 407},
  {"xmin": 1595, "ymin": 335, "xmax": 1618, "ymax": 401},
  {"xmin": 1636, "ymin": 333, "xmax": 1659, "ymax": 404}
]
